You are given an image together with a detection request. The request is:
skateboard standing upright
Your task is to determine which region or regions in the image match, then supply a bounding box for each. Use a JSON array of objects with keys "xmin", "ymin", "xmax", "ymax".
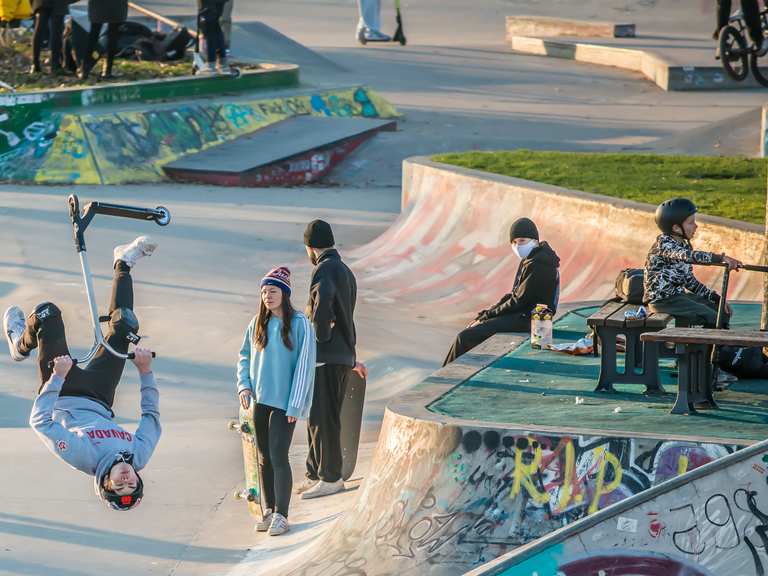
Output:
[
  {"xmin": 340, "ymin": 371, "xmax": 367, "ymax": 480},
  {"xmin": 229, "ymin": 403, "xmax": 263, "ymax": 519}
]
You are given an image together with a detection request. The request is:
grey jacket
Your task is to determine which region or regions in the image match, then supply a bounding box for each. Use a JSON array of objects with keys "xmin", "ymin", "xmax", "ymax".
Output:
[{"xmin": 29, "ymin": 372, "xmax": 161, "ymax": 498}]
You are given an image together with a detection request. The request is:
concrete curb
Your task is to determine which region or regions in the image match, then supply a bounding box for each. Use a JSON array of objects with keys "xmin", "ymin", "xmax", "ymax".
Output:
[
  {"xmin": 0, "ymin": 65, "xmax": 299, "ymax": 111},
  {"xmin": 508, "ymin": 35, "xmax": 759, "ymax": 91},
  {"xmin": 762, "ymin": 104, "xmax": 768, "ymax": 157},
  {"xmin": 505, "ymin": 15, "xmax": 635, "ymax": 39}
]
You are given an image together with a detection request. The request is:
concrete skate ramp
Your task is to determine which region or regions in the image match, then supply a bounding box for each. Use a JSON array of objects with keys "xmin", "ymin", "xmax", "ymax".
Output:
[
  {"xmin": 350, "ymin": 157, "xmax": 765, "ymax": 322},
  {"xmin": 467, "ymin": 436, "xmax": 768, "ymax": 576},
  {"xmin": 266, "ymin": 324, "xmax": 758, "ymax": 576}
]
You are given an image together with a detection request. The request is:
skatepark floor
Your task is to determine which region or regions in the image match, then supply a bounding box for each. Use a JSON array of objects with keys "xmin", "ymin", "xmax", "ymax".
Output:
[{"xmin": 429, "ymin": 303, "xmax": 768, "ymax": 444}]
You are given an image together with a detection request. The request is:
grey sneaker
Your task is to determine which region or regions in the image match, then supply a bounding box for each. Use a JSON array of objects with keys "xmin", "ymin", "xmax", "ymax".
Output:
[
  {"xmin": 196, "ymin": 62, "xmax": 216, "ymax": 75},
  {"xmin": 3, "ymin": 306, "xmax": 28, "ymax": 362},
  {"xmin": 364, "ymin": 30, "xmax": 391, "ymax": 42},
  {"xmin": 254, "ymin": 509, "xmax": 273, "ymax": 532},
  {"xmin": 268, "ymin": 512, "xmax": 289, "ymax": 536},
  {"xmin": 114, "ymin": 236, "xmax": 157, "ymax": 268},
  {"xmin": 300, "ymin": 479, "xmax": 344, "ymax": 500},
  {"xmin": 758, "ymin": 37, "xmax": 768, "ymax": 57},
  {"xmin": 294, "ymin": 478, "xmax": 318, "ymax": 494}
]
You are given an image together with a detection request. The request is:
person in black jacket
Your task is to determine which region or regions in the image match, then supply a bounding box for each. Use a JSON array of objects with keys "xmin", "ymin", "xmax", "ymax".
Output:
[
  {"xmin": 79, "ymin": 0, "xmax": 128, "ymax": 80},
  {"xmin": 297, "ymin": 220, "xmax": 367, "ymax": 500},
  {"xmin": 30, "ymin": 0, "xmax": 69, "ymax": 74},
  {"xmin": 443, "ymin": 218, "xmax": 560, "ymax": 366}
]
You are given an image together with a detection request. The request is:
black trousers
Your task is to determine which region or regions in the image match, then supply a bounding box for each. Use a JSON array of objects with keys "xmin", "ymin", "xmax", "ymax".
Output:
[
  {"xmin": 199, "ymin": 1, "xmax": 225, "ymax": 63},
  {"xmin": 718, "ymin": 0, "xmax": 763, "ymax": 45},
  {"xmin": 18, "ymin": 261, "xmax": 134, "ymax": 409},
  {"xmin": 254, "ymin": 403, "xmax": 296, "ymax": 517},
  {"xmin": 443, "ymin": 313, "xmax": 530, "ymax": 366},
  {"xmin": 306, "ymin": 364, "xmax": 350, "ymax": 483},
  {"xmin": 32, "ymin": 8, "xmax": 65, "ymax": 70},
  {"xmin": 86, "ymin": 22, "xmax": 120, "ymax": 72}
]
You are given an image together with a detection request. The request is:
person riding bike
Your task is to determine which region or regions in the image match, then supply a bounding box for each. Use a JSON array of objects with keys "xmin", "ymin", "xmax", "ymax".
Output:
[{"xmin": 717, "ymin": 0, "xmax": 768, "ymax": 55}]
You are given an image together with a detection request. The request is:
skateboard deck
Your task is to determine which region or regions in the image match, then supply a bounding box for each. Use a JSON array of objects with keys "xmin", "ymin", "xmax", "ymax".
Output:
[
  {"xmin": 229, "ymin": 403, "xmax": 263, "ymax": 519},
  {"xmin": 340, "ymin": 371, "xmax": 366, "ymax": 481}
]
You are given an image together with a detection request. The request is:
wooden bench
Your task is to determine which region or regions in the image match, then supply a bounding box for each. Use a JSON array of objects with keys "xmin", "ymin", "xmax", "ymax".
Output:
[
  {"xmin": 641, "ymin": 328, "xmax": 768, "ymax": 415},
  {"xmin": 587, "ymin": 301, "xmax": 673, "ymax": 394}
]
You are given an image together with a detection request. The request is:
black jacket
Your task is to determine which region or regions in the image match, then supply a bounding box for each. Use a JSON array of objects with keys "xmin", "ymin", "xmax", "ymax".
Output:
[
  {"xmin": 308, "ymin": 249, "xmax": 357, "ymax": 366},
  {"xmin": 481, "ymin": 241, "xmax": 560, "ymax": 320},
  {"xmin": 88, "ymin": 0, "xmax": 127, "ymax": 23},
  {"xmin": 32, "ymin": 0, "xmax": 70, "ymax": 15}
]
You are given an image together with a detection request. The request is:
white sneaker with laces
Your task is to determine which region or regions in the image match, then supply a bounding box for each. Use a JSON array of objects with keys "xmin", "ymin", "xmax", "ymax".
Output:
[
  {"xmin": 300, "ymin": 479, "xmax": 344, "ymax": 500},
  {"xmin": 3, "ymin": 306, "xmax": 28, "ymax": 362},
  {"xmin": 294, "ymin": 478, "xmax": 318, "ymax": 494},
  {"xmin": 114, "ymin": 236, "xmax": 157, "ymax": 268},
  {"xmin": 254, "ymin": 509, "xmax": 273, "ymax": 532},
  {"xmin": 268, "ymin": 512, "xmax": 289, "ymax": 536}
]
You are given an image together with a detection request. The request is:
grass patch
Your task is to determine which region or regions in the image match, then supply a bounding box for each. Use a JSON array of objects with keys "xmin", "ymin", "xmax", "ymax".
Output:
[
  {"xmin": 0, "ymin": 33, "xmax": 258, "ymax": 92},
  {"xmin": 433, "ymin": 150, "xmax": 767, "ymax": 226}
]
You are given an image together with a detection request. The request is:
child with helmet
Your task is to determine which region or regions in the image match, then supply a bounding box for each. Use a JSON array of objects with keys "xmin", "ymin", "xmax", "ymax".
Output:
[{"xmin": 644, "ymin": 198, "xmax": 742, "ymax": 328}]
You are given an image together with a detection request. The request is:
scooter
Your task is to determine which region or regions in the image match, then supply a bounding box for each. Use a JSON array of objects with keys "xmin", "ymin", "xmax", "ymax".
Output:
[{"xmin": 62, "ymin": 194, "xmax": 171, "ymax": 366}]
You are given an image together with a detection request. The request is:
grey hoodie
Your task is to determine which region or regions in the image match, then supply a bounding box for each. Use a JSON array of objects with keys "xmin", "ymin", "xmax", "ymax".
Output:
[{"xmin": 29, "ymin": 372, "xmax": 161, "ymax": 499}]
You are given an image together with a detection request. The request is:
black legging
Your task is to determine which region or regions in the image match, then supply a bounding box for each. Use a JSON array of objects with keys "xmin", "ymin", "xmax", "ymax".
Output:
[
  {"xmin": 18, "ymin": 261, "xmax": 135, "ymax": 410},
  {"xmin": 200, "ymin": 2, "xmax": 225, "ymax": 63},
  {"xmin": 254, "ymin": 403, "xmax": 296, "ymax": 518},
  {"xmin": 718, "ymin": 0, "xmax": 764, "ymax": 45},
  {"xmin": 32, "ymin": 8, "xmax": 65, "ymax": 71},
  {"xmin": 85, "ymin": 22, "xmax": 120, "ymax": 75},
  {"xmin": 443, "ymin": 312, "xmax": 531, "ymax": 366}
]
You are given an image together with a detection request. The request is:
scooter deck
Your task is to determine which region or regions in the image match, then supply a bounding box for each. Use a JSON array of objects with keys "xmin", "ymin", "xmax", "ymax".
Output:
[{"xmin": 340, "ymin": 371, "xmax": 366, "ymax": 480}]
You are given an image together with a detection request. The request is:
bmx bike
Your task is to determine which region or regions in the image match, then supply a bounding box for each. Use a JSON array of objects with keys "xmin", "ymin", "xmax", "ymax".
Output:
[{"xmin": 718, "ymin": 6, "xmax": 768, "ymax": 86}]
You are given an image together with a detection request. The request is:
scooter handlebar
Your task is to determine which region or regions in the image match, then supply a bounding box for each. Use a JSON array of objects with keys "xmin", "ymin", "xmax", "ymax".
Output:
[{"xmin": 47, "ymin": 351, "xmax": 156, "ymax": 369}]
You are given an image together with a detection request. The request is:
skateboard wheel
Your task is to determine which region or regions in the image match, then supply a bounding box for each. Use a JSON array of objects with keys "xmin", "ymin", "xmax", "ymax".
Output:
[
  {"xmin": 228, "ymin": 421, "xmax": 240, "ymax": 431},
  {"xmin": 231, "ymin": 68, "xmax": 241, "ymax": 79},
  {"xmin": 233, "ymin": 489, "xmax": 245, "ymax": 500}
]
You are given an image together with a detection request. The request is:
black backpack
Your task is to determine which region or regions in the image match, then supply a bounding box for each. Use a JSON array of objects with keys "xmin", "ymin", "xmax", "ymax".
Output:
[{"xmin": 614, "ymin": 268, "xmax": 645, "ymax": 305}]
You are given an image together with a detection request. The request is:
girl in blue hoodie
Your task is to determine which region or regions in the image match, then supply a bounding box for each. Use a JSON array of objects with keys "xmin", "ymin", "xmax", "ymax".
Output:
[{"xmin": 236, "ymin": 266, "xmax": 315, "ymax": 536}]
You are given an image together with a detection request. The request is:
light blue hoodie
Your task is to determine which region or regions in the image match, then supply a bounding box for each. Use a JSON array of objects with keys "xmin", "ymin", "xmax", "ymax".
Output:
[
  {"xmin": 29, "ymin": 372, "xmax": 161, "ymax": 500},
  {"xmin": 236, "ymin": 312, "xmax": 316, "ymax": 419}
]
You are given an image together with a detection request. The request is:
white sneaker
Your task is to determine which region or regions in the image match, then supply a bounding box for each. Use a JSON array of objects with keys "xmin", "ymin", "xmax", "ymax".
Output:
[
  {"xmin": 216, "ymin": 58, "xmax": 231, "ymax": 74},
  {"xmin": 268, "ymin": 513, "xmax": 289, "ymax": 536},
  {"xmin": 254, "ymin": 509, "xmax": 273, "ymax": 532},
  {"xmin": 300, "ymin": 479, "xmax": 344, "ymax": 500},
  {"xmin": 3, "ymin": 306, "xmax": 28, "ymax": 362},
  {"xmin": 196, "ymin": 62, "xmax": 216, "ymax": 75},
  {"xmin": 294, "ymin": 478, "xmax": 318, "ymax": 494},
  {"xmin": 114, "ymin": 236, "xmax": 157, "ymax": 268},
  {"xmin": 718, "ymin": 369, "xmax": 738, "ymax": 383}
]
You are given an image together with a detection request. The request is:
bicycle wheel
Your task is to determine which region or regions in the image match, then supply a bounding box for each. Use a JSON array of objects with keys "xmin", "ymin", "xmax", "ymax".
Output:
[
  {"xmin": 719, "ymin": 25, "xmax": 749, "ymax": 81},
  {"xmin": 750, "ymin": 51, "xmax": 768, "ymax": 87}
]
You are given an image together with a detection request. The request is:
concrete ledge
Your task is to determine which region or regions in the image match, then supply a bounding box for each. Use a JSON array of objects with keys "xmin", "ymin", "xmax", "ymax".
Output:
[
  {"xmin": 0, "ymin": 65, "xmax": 299, "ymax": 111},
  {"xmin": 762, "ymin": 103, "xmax": 768, "ymax": 157},
  {"xmin": 508, "ymin": 35, "xmax": 759, "ymax": 91},
  {"xmin": 505, "ymin": 15, "xmax": 635, "ymax": 39}
]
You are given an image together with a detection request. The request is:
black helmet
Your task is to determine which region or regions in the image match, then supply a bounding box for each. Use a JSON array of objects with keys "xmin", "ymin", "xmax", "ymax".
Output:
[
  {"xmin": 655, "ymin": 198, "xmax": 697, "ymax": 235},
  {"xmin": 99, "ymin": 453, "xmax": 144, "ymax": 511}
]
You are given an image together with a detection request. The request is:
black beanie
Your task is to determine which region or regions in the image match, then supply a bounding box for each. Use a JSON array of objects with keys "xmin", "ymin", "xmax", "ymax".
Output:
[
  {"xmin": 304, "ymin": 219, "xmax": 335, "ymax": 249},
  {"xmin": 509, "ymin": 218, "xmax": 539, "ymax": 242}
]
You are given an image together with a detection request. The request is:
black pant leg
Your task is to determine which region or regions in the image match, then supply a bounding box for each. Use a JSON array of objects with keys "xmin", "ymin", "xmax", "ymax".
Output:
[
  {"xmin": 742, "ymin": 0, "xmax": 763, "ymax": 45},
  {"xmin": 49, "ymin": 14, "xmax": 65, "ymax": 69},
  {"xmin": 718, "ymin": 0, "xmax": 733, "ymax": 30},
  {"xmin": 306, "ymin": 364, "xmax": 349, "ymax": 483},
  {"xmin": 86, "ymin": 22, "xmax": 102, "ymax": 61},
  {"xmin": 254, "ymin": 403, "xmax": 276, "ymax": 512},
  {"xmin": 32, "ymin": 8, "xmax": 52, "ymax": 69},
  {"xmin": 443, "ymin": 313, "xmax": 530, "ymax": 366},
  {"xmin": 268, "ymin": 407, "xmax": 296, "ymax": 517}
]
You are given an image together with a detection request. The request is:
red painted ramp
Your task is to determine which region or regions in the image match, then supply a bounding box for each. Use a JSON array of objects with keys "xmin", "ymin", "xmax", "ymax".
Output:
[{"xmin": 162, "ymin": 116, "xmax": 396, "ymax": 187}]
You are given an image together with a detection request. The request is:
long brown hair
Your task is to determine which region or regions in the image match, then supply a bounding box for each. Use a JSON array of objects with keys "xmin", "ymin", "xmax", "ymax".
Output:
[{"xmin": 253, "ymin": 292, "xmax": 295, "ymax": 351}]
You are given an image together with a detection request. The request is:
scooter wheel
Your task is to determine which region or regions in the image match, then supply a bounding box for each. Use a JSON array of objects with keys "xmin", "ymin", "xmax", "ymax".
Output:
[
  {"xmin": 231, "ymin": 67, "xmax": 241, "ymax": 79},
  {"xmin": 155, "ymin": 206, "xmax": 171, "ymax": 226}
]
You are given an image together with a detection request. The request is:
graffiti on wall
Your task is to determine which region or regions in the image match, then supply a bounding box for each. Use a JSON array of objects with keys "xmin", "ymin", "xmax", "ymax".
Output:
[
  {"xmin": 0, "ymin": 86, "xmax": 397, "ymax": 184},
  {"xmin": 490, "ymin": 448, "xmax": 768, "ymax": 576},
  {"xmin": 280, "ymin": 414, "xmax": 737, "ymax": 576}
]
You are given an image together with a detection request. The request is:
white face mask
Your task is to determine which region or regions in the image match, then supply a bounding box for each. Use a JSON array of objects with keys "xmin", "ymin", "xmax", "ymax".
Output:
[{"xmin": 513, "ymin": 239, "xmax": 538, "ymax": 260}]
